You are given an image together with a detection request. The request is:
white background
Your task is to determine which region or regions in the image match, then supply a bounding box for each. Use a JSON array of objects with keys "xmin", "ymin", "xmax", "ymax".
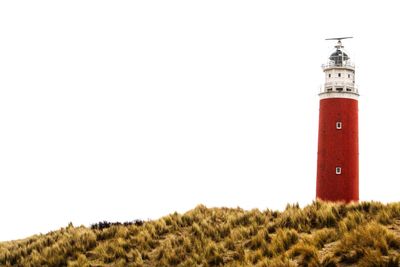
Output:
[{"xmin": 1, "ymin": 1, "xmax": 400, "ymax": 241}]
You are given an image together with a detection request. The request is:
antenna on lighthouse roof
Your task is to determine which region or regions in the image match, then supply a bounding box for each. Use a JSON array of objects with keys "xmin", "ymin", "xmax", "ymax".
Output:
[
  {"xmin": 325, "ymin": 37, "xmax": 353, "ymax": 49},
  {"xmin": 325, "ymin": 37, "xmax": 353, "ymax": 41}
]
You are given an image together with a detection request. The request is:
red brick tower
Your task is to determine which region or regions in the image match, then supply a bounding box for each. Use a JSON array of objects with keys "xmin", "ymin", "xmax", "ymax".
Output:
[{"xmin": 316, "ymin": 37, "xmax": 359, "ymax": 202}]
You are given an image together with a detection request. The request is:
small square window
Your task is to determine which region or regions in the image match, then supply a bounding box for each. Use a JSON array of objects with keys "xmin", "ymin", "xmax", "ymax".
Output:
[
  {"xmin": 336, "ymin": 122, "xmax": 342, "ymax": 129},
  {"xmin": 328, "ymin": 74, "xmax": 331, "ymax": 78},
  {"xmin": 338, "ymin": 73, "xmax": 341, "ymax": 77},
  {"xmin": 348, "ymin": 74, "xmax": 351, "ymax": 78},
  {"xmin": 336, "ymin": 167, "xmax": 342, "ymax": 175}
]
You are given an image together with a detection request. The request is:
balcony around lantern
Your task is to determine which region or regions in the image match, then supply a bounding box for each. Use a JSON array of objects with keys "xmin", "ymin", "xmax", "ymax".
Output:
[{"xmin": 322, "ymin": 60, "xmax": 355, "ymax": 71}]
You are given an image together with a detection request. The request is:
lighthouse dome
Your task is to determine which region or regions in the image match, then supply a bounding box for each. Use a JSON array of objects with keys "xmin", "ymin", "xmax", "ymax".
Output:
[{"xmin": 329, "ymin": 50, "xmax": 349, "ymax": 66}]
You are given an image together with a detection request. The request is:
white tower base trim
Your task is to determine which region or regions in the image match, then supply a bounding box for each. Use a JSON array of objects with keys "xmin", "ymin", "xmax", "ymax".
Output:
[{"xmin": 319, "ymin": 92, "xmax": 359, "ymax": 100}]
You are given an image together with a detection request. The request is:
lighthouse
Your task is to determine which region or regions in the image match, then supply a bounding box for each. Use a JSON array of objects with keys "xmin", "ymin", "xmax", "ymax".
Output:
[{"xmin": 316, "ymin": 37, "xmax": 359, "ymax": 202}]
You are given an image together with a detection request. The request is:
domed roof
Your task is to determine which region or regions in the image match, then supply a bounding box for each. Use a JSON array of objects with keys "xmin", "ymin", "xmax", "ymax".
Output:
[{"xmin": 329, "ymin": 49, "xmax": 349, "ymax": 66}]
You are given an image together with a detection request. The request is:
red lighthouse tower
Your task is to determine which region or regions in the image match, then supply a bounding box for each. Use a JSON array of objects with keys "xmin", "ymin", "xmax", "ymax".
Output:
[{"xmin": 316, "ymin": 37, "xmax": 359, "ymax": 202}]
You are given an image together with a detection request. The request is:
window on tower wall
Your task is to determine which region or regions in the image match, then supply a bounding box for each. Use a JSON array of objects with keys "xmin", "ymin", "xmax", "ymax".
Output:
[
  {"xmin": 338, "ymin": 73, "xmax": 341, "ymax": 77},
  {"xmin": 348, "ymin": 74, "xmax": 351, "ymax": 78},
  {"xmin": 336, "ymin": 167, "xmax": 342, "ymax": 175},
  {"xmin": 336, "ymin": 122, "xmax": 342, "ymax": 129},
  {"xmin": 328, "ymin": 74, "xmax": 331, "ymax": 78}
]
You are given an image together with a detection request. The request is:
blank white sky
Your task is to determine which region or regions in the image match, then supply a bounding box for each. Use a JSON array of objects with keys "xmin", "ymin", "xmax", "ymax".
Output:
[{"xmin": 1, "ymin": 1, "xmax": 400, "ymax": 241}]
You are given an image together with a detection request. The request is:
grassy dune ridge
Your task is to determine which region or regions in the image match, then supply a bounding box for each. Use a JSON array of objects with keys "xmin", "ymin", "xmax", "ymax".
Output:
[{"xmin": 1, "ymin": 201, "xmax": 400, "ymax": 266}]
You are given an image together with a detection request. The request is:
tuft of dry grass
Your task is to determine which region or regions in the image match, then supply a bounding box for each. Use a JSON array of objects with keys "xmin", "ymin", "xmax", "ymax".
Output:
[
  {"xmin": 335, "ymin": 221, "xmax": 400, "ymax": 265},
  {"xmin": 2, "ymin": 201, "xmax": 400, "ymax": 266},
  {"xmin": 289, "ymin": 242, "xmax": 319, "ymax": 266}
]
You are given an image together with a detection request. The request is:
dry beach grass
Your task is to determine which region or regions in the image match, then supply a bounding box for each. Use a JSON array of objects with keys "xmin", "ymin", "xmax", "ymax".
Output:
[{"xmin": 2, "ymin": 201, "xmax": 400, "ymax": 266}]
